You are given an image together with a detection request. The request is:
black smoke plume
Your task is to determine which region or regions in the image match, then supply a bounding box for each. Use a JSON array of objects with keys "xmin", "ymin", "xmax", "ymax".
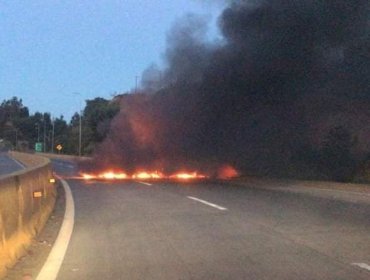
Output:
[{"xmin": 91, "ymin": 0, "xmax": 370, "ymax": 179}]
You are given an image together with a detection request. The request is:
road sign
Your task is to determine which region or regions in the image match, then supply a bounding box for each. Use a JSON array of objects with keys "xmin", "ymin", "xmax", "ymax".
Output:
[
  {"xmin": 56, "ymin": 144, "xmax": 63, "ymax": 151},
  {"xmin": 35, "ymin": 142, "xmax": 43, "ymax": 152}
]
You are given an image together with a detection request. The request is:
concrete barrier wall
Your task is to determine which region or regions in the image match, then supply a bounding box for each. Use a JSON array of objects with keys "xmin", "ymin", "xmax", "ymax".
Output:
[
  {"xmin": 10, "ymin": 151, "xmax": 49, "ymax": 167},
  {"xmin": 36, "ymin": 152, "xmax": 91, "ymax": 162},
  {"xmin": 0, "ymin": 153, "xmax": 56, "ymax": 279}
]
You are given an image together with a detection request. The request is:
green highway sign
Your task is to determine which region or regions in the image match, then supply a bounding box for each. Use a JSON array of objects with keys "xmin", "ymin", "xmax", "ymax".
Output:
[{"xmin": 35, "ymin": 142, "xmax": 43, "ymax": 152}]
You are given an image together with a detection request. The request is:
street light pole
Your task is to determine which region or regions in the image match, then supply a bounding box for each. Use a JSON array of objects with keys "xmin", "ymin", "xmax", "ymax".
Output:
[
  {"xmin": 79, "ymin": 112, "xmax": 82, "ymax": 157},
  {"xmin": 43, "ymin": 116, "xmax": 46, "ymax": 153},
  {"xmin": 51, "ymin": 118, "xmax": 55, "ymax": 154},
  {"xmin": 36, "ymin": 123, "xmax": 40, "ymax": 142},
  {"xmin": 73, "ymin": 92, "xmax": 82, "ymax": 156}
]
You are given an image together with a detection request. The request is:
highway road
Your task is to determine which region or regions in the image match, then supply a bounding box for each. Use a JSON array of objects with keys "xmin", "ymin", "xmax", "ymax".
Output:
[
  {"xmin": 0, "ymin": 152, "xmax": 25, "ymax": 176},
  {"xmin": 50, "ymin": 160, "xmax": 370, "ymax": 280}
]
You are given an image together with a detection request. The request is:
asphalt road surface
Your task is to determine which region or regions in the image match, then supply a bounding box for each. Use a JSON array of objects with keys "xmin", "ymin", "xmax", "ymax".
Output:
[
  {"xmin": 0, "ymin": 152, "xmax": 24, "ymax": 176},
  {"xmin": 52, "ymin": 160, "xmax": 370, "ymax": 280}
]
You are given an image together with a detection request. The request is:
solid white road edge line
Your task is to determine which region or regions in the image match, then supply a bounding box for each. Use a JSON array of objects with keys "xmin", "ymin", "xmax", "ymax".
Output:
[
  {"xmin": 136, "ymin": 181, "xmax": 153, "ymax": 186},
  {"xmin": 187, "ymin": 196, "xmax": 228, "ymax": 211},
  {"xmin": 351, "ymin": 262, "xmax": 370, "ymax": 272},
  {"xmin": 36, "ymin": 179, "xmax": 75, "ymax": 280}
]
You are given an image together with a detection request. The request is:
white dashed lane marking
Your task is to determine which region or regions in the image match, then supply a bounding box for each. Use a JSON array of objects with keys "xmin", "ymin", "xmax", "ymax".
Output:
[
  {"xmin": 351, "ymin": 262, "xmax": 370, "ymax": 272},
  {"xmin": 187, "ymin": 196, "xmax": 228, "ymax": 211}
]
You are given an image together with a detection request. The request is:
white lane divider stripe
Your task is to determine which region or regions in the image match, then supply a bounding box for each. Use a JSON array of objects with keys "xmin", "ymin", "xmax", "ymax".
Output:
[
  {"xmin": 11, "ymin": 157, "xmax": 26, "ymax": 169},
  {"xmin": 36, "ymin": 178, "xmax": 75, "ymax": 280},
  {"xmin": 137, "ymin": 181, "xmax": 153, "ymax": 186},
  {"xmin": 187, "ymin": 196, "xmax": 228, "ymax": 211},
  {"xmin": 351, "ymin": 262, "xmax": 370, "ymax": 272}
]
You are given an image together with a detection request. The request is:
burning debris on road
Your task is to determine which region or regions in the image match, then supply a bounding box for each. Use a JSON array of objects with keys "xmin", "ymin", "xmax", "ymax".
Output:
[
  {"xmin": 78, "ymin": 164, "xmax": 239, "ymax": 182},
  {"xmin": 79, "ymin": 171, "xmax": 207, "ymax": 181}
]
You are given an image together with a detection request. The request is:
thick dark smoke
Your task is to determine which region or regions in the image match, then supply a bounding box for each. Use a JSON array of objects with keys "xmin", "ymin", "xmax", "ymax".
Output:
[{"xmin": 92, "ymin": 0, "xmax": 370, "ymax": 179}]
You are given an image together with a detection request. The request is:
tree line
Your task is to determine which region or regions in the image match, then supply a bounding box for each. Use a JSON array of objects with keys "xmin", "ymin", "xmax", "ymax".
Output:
[{"xmin": 0, "ymin": 96, "xmax": 119, "ymax": 155}]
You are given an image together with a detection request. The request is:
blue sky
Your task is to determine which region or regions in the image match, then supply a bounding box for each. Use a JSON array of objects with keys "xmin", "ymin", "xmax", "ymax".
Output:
[{"xmin": 0, "ymin": 0, "xmax": 224, "ymax": 121}]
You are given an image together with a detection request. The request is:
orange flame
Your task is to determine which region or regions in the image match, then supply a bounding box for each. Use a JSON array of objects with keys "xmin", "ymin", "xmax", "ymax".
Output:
[
  {"xmin": 99, "ymin": 172, "xmax": 128, "ymax": 180},
  {"xmin": 169, "ymin": 172, "xmax": 206, "ymax": 180},
  {"xmin": 81, "ymin": 170, "xmax": 128, "ymax": 180},
  {"xmin": 217, "ymin": 165, "xmax": 239, "ymax": 179},
  {"xmin": 82, "ymin": 173, "xmax": 95, "ymax": 180},
  {"xmin": 132, "ymin": 171, "xmax": 164, "ymax": 179}
]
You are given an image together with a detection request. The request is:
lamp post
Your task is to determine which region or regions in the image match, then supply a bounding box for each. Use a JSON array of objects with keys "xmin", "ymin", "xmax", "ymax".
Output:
[
  {"xmin": 51, "ymin": 118, "xmax": 55, "ymax": 153},
  {"xmin": 73, "ymin": 92, "xmax": 82, "ymax": 156},
  {"xmin": 35, "ymin": 123, "xmax": 40, "ymax": 142},
  {"xmin": 43, "ymin": 116, "xmax": 46, "ymax": 153},
  {"xmin": 78, "ymin": 111, "xmax": 82, "ymax": 157},
  {"xmin": 36, "ymin": 123, "xmax": 40, "ymax": 142}
]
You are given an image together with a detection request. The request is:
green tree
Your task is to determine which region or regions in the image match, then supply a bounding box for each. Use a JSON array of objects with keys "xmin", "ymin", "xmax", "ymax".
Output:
[
  {"xmin": 84, "ymin": 98, "xmax": 119, "ymax": 142},
  {"xmin": 77, "ymin": 97, "xmax": 120, "ymax": 154},
  {"xmin": 0, "ymin": 97, "xmax": 29, "ymax": 149},
  {"xmin": 0, "ymin": 97, "xmax": 29, "ymax": 125}
]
